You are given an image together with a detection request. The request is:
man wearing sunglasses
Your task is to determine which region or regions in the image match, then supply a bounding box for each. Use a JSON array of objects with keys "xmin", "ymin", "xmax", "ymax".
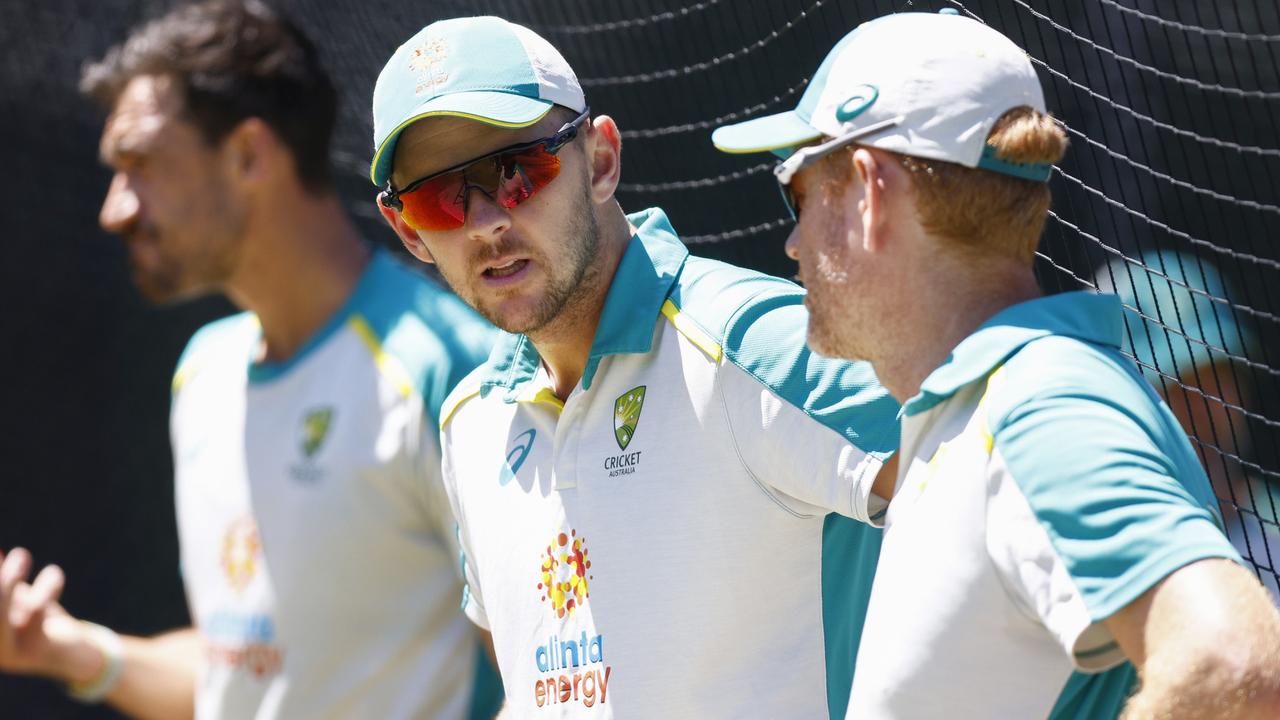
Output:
[
  {"xmin": 714, "ymin": 9, "xmax": 1280, "ymax": 719},
  {"xmin": 0, "ymin": 1, "xmax": 501, "ymax": 718},
  {"xmin": 373, "ymin": 16, "xmax": 900, "ymax": 719}
]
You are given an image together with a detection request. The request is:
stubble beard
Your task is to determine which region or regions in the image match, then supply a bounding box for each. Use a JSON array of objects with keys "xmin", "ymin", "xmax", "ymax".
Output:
[
  {"xmin": 464, "ymin": 183, "xmax": 602, "ymax": 336},
  {"xmin": 133, "ymin": 179, "xmax": 245, "ymax": 306}
]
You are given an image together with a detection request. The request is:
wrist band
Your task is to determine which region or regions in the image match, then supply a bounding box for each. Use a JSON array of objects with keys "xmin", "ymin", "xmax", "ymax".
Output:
[{"xmin": 67, "ymin": 621, "xmax": 125, "ymax": 703}]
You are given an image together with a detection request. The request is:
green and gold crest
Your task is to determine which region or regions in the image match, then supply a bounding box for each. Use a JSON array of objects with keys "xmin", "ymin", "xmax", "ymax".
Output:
[
  {"xmin": 613, "ymin": 386, "xmax": 646, "ymax": 450},
  {"xmin": 301, "ymin": 407, "xmax": 334, "ymax": 458}
]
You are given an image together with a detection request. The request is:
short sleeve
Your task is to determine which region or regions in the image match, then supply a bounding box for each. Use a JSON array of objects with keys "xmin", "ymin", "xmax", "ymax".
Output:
[
  {"xmin": 439, "ymin": 423, "xmax": 490, "ymax": 630},
  {"xmin": 416, "ymin": 417, "xmax": 463, "ymax": 564},
  {"xmin": 984, "ymin": 354, "xmax": 1240, "ymax": 669},
  {"xmin": 718, "ymin": 291, "xmax": 900, "ymax": 521}
]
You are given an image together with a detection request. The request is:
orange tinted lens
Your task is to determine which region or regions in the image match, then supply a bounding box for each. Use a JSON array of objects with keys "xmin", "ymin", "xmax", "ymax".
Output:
[
  {"xmin": 398, "ymin": 145, "xmax": 562, "ymax": 229},
  {"xmin": 400, "ymin": 173, "xmax": 467, "ymax": 231},
  {"xmin": 496, "ymin": 147, "xmax": 561, "ymax": 209}
]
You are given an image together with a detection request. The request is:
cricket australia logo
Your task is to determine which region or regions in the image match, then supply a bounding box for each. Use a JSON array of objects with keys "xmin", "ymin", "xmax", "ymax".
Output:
[
  {"xmin": 603, "ymin": 386, "xmax": 645, "ymax": 478},
  {"xmin": 613, "ymin": 386, "xmax": 645, "ymax": 450},
  {"xmin": 291, "ymin": 406, "xmax": 333, "ymax": 483}
]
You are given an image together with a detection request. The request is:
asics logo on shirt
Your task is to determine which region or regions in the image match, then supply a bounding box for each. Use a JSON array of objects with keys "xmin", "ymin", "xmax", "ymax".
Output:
[{"xmin": 500, "ymin": 428, "xmax": 537, "ymax": 486}]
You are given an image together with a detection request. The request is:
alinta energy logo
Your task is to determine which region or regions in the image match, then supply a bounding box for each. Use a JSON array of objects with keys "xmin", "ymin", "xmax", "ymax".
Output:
[
  {"xmin": 532, "ymin": 527, "xmax": 611, "ymax": 710},
  {"xmin": 221, "ymin": 516, "xmax": 262, "ymax": 594},
  {"xmin": 538, "ymin": 529, "xmax": 592, "ymax": 618},
  {"xmin": 214, "ymin": 517, "xmax": 283, "ymax": 679},
  {"xmin": 604, "ymin": 386, "xmax": 645, "ymax": 478},
  {"xmin": 408, "ymin": 37, "xmax": 450, "ymax": 95}
]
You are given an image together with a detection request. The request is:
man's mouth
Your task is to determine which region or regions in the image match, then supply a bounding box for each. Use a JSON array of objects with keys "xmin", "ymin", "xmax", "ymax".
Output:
[{"xmin": 484, "ymin": 258, "xmax": 528, "ymax": 278}]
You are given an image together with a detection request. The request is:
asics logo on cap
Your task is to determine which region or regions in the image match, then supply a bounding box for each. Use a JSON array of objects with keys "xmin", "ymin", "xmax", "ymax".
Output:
[{"xmin": 835, "ymin": 84, "xmax": 879, "ymax": 123}]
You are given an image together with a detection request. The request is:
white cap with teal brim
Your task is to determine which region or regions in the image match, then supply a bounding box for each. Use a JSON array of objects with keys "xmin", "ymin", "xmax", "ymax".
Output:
[
  {"xmin": 370, "ymin": 16, "xmax": 586, "ymax": 187},
  {"xmin": 712, "ymin": 9, "xmax": 1052, "ymax": 182}
]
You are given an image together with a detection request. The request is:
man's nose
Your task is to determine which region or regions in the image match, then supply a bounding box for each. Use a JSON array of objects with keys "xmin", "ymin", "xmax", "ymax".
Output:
[
  {"xmin": 99, "ymin": 172, "xmax": 140, "ymax": 234},
  {"xmin": 465, "ymin": 187, "xmax": 513, "ymax": 243},
  {"xmin": 784, "ymin": 227, "xmax": 801, "ymax": 261}
]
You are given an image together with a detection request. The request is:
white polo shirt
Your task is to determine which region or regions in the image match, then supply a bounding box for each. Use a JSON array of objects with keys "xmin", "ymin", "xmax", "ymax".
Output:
[
  {"xmin": 439, "ymin": 208, "xmax": 900, "ymax": 718},
  {"xmin": 171, "ymin": 250, "xmax": 501, "ymax": 719},
  {"xmin": 847, "ymin": 292, "xmax": 1241, "ymax": 719}
]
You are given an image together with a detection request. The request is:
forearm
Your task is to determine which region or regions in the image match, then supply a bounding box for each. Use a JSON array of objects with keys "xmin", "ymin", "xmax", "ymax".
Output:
[
  {"xmin": 104, "ymin": 628, "xmax": 201, "ymax": 720},
  {"xmin": 1111, "ymin": 560, "xmax": 1280, "ymax": 720},
  {"xmin": 51, "ymin": 622, "xmax": 199, "ymax": 720},
  {"xmin": 1121, "ymin": 645, "xmax": 1280, "ymax": 720}
]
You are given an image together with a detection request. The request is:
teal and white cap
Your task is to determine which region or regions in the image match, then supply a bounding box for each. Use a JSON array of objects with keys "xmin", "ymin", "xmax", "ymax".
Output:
[
  {"xmin": 370, "ymin": 16, "xmax": 586, "ymax": 186},
  {"xmin": 712, "ymin": 10, "xmax": 1051, "ymax": 181}
]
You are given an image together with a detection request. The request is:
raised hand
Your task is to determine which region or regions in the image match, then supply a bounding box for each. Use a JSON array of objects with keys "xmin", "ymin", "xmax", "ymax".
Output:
[{"xmin": 0, "ymin": 547, "xmax": 83, "ymax": 680}]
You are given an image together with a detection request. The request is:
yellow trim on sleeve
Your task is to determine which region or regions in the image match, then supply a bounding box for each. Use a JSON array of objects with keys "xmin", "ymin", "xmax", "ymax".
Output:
[
  {"xmin": 439, "ymin": 388, "xmax": 482, "ymax": 430},
  {"xmin": 660, "ymin": 299, "xmax": 723, "ymax": 362},
  {"xmin": 348, "ymin": 315, "xmax": 415, "ymax": 399},
  {"xmin": 976, "ymin": 366, "xmax": 1008, "ymax": 454},
  {"xmin": 171, "ymin": 364, "xmax": 195, "ymax": 395}
]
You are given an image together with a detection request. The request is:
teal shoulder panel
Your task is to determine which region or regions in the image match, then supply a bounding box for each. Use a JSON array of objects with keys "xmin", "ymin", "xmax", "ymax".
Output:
[
  {"xmin": 669, "ymin": 255, "xmax": 900, "ymax": 456},
  {"xmin": 822, "ymin": 515, "xmax": 882, "ymax": 720},
  {"xmin": 1047, "ymin": 665, "xmax": 1137, "ymax": 720},
  {"xmin": 357, "ymin": 254, "xmax": 497, "ymax": 425},
  {"xmin": 172, "ymin": 312, "xmax": 257, "ymax": 390},
  {"xmin": 988, "ymin": 335, "xmax": 1240, "ymax": 622}
]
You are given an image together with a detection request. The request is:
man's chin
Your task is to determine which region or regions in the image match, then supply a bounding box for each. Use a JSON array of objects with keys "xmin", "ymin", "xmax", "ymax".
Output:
[
  {"xmin": 478, "ymin": 301, "xmax": 553, "ymax": 336},
  {"xmin": 131, "ymin": 273, "xmax": 210, "ymax": 306},
  {"xmin": 805, "ymin": 324, "xmax": 865, "ymax": 361}
]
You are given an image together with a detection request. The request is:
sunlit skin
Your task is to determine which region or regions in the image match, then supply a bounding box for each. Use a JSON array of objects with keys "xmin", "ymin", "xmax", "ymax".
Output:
[
  {"xmin": 784, "ymin": 152, "xmax": 871, "ymax": 360},
  {"xmin": 98, "ymin": 75, "xmax": 245, "ymax": 303},
  {"xmin": 380, "ymin": 110, "xmax": 631, "ymax": 399},
  {"xmin": 783, "ymin": 145, "xmax": 1032, "ymax": 502}
]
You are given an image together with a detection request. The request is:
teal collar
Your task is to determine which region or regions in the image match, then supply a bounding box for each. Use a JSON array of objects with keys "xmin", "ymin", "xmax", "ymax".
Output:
[
  {"xmin": 480, "ymin": 207, "xmax": 689, "ymax": 401},
  {"xmin": 903, "ymin": 292, "xmax": 1124, "ymax": 416}
]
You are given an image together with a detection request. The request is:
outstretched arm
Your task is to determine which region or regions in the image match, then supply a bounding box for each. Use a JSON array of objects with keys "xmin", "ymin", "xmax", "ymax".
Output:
[
  {"xmin": 0, "ymin": 547, "xmax": 200, "ymax": 720},
  {"xmin": 1105, "ymin": 558, "xmax": 1280, "ymax": 719}
]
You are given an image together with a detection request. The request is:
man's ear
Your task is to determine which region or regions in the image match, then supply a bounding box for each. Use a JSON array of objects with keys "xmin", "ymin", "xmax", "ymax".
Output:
[
  {"xmin": 852, "ymin": 147, "xmax": 890, "ymax": 253},
  {"xmin": 376, "ymin": 198, "xmax": 435, "ymax": 264},
  {"xmin": 221, "ymin": 118, "xmax": 276, "ymax": 187},
  {"xmin": 585, "ymin": 115, "xmax": 622, "ymax": 205}
]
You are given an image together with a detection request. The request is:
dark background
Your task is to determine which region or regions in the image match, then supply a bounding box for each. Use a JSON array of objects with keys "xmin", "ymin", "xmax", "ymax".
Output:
[{"xmin": 2, "ymin": 0, "xmax": 1277, "ymax": 716}]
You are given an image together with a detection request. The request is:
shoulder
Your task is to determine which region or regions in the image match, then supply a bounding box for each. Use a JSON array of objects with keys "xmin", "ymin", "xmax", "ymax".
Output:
[
  {"xmin": 985, "ymin": 334, "xmax": 1219, "ymax": 516},
  {"xmin": 667, "ymin": 254, "xmax": 806, "ymax": 346},
  {"xmin": 437, "ymin": 363, "xmax": 493, "ymax": 432},
  {"xmin": 351, "ymin": 252, "xmax": 497, "ymax": 422},
  {"xmin": 172, "ymin": 312, "xmax": 258, "ymax": 393},
  {"xmin": 670, "ymin": 255, "xmax": 898, "ymax": 452},
  {"xmin": 988, "ymin": 335, "xmax": 1171, "ymax": 441}
]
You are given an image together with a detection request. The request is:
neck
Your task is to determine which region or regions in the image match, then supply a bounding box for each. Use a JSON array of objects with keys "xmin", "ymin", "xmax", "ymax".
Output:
[
  {"xmin": 224, "ymin": 190, "xmax": 370, "ymax": 363},
  {"xmin": 529, "ymin": 205, "xmax": 633, "ymax": 399},
  {"xmin": 873, "ymin": 256, "xmax": 1041, "ymax": 403}
]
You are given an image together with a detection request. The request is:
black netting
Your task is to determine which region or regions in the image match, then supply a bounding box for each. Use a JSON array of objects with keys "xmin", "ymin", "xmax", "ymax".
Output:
[{"xmin": 1, "ymin": 1, "xmax": 1277, "ymax": 716}]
